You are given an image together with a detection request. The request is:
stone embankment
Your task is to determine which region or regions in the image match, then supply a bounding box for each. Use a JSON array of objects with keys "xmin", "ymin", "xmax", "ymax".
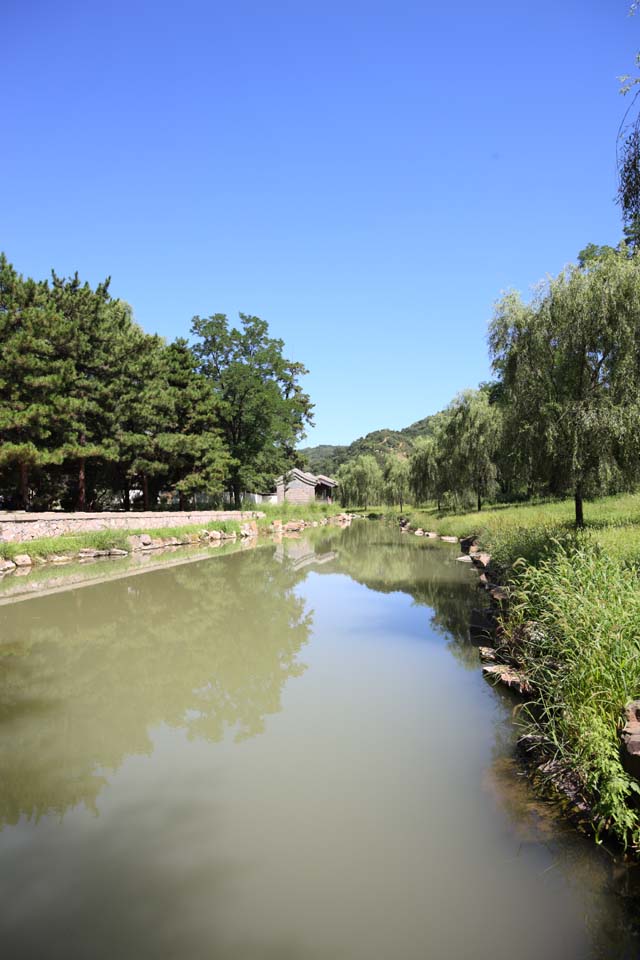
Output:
[
  {"xmin": 0, "ymin": 512, "xmax": 356, "ymax": 578},
  {"xmin": 0, "ymin": 509, "xmax": 264, "ymax": 544},
  {"xmin": 399, "ymin": 518, "xmax": 530, "ymax": 694}
]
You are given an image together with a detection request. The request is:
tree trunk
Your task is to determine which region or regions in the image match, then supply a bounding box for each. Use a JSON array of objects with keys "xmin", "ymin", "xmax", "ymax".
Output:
[
  {"xmin": 575, "ymin": 484, "xmax": 584, "ymax": 528},
  {"xmin": 233, "ymin": 481, "xmax": 242, "ymax": 510},
  {"xmin": 437, "ymin": 498, "xmax": 441, "ymax": 512},
  {"xmin": 20, "ymin": 462, "xmax": 29, "ymax": 509},
  {"xmin": 143, "ymin": 474, "xmax": 149, "ymax": 511},
  {"xmin": 123, "ymin": 485, "xmax": 130, "ymax": 511},
  {"xmin": 477, "ymin": 490, "xmax": 482, "ymax": 512},
  {"xmin": 78, "ymin": 458, "xmax": 86, "ymax": 511},
  {"xmin": 179, "ymin": 491, "xmax": 186, "ymax": 511}
]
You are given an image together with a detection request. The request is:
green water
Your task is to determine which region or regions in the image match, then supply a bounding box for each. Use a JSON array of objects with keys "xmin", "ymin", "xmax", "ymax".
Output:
[{"xmin": 0, "ymin": 522, "xmax": 638, "ymax": 958}]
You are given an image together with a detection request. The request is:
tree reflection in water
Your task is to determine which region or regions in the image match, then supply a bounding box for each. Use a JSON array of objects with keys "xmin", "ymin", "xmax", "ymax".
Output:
[
  {"xmin": 0, "ymin": 546, "xmax": 312, "ymax": 826},
  {"xmin": 306, "ymin": 520, "xmax": 481, "ymax": 655}
]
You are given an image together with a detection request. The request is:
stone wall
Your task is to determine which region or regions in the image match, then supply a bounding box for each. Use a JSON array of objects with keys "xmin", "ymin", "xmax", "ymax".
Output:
[{"xmin": 0, "ymin": 510, "xmax": 264, "ymax": 544}]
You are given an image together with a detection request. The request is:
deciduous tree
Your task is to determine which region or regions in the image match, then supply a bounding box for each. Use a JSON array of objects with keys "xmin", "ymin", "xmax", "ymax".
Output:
[
  {"xmin": 490, "ymin": 251, "xmax": 640, "ymax": 526},
  {"xmin": 191, "ymin": 313, "xmax": 313, "ymax": 508}
]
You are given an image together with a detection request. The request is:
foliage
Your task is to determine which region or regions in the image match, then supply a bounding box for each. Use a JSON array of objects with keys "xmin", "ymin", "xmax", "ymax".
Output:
[
  {"xmin": 490, "ymin": 250, "xmax": 640, "ymax": 526},
  {"xmin": 382, "ymin": 455, "xmax": 410, "ymax": 510},
  {"xmin": 191, "ymin": 313, "xmax": 313, "ymax": 508},
  {"xmin": 336, "ymin": 455, "xmax": 383, "ymax": 509},
  {"xmin": 504, "ymin": 547, "xmax": 640, "ymax": 848},
  {"xmin": 301, "ymin": 413, "xmax": 439, "ymax": 476},
  {"xmin": 0, "ymin": 254, "xmax": 310, "ymax": 511},
  {"xmin": 439, "ymin": 389, "xmax": 500, "ymax": 512}
]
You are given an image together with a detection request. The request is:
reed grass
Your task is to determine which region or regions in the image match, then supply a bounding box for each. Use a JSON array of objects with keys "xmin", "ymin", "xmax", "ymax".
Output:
[{"xmin": 505, "ymin": 546, "xmax": 640, "ymax": 847}]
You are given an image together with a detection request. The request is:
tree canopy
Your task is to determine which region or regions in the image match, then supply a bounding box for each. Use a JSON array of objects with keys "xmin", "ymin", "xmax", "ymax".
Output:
[
  {"xmin": 0, "ymin": 254, "xmax": 311, "ymax": 510},
  {"xmin": 489, "ymin": 250, "xmax": 640, "ymax": 525},
  {"xmin": 191, "ymin": 313, "xmax": 314, "ymax": 508}
]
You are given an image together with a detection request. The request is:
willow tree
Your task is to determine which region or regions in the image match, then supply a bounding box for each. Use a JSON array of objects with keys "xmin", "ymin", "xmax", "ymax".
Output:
[
  {"xmin": 440, "ymin": 389, "xmax": 500, "ymax": 513},
  {"xmin": 383, "ymin": 455, "xmax": 410, "ymax": 511},
  {"xmin": 336, "ymin": 455, "xmax": 382, "ymax": 509},
  {"xmin": 490, "ymin": 250, "xmax": 640, "ymax": 526}
]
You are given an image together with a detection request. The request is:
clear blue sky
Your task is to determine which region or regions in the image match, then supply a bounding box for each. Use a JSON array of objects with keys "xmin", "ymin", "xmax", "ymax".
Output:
[{"xmin": 2, "ymin": 1, "xmax": 637, "ymax": 446}]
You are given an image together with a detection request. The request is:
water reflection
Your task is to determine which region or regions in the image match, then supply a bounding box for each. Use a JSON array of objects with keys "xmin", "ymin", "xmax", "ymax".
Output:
[
  {"xmin": 0, "ymin": 547, "xmax": 311, "ymax": 826},
  {"xmin": 2, "ymin": 523, "xmax": 640, "ymax": 959},
  {"xmin": 305, "ymin": 520, "xmax": 481, "ymax": 653}
]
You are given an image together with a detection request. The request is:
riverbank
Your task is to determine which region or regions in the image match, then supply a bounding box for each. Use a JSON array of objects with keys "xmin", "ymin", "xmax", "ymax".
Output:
[
  {"xmin": 0, "ymin": 504, "xmax": 352, "ymax": 571},
  {"xmin": 403, "ymin": 492, "xmax": 640, "ymax": 854}
]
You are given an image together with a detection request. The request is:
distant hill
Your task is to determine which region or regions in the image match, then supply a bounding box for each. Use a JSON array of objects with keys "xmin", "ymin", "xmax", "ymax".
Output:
[{"xmin": 300, "ymin": 414, "xmax": 438, "ymax": 476}]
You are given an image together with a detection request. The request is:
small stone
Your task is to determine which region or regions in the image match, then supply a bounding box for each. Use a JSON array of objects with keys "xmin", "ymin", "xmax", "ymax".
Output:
[
  {"xmin": 209, "ymin": 530, "xmax": 222, "ymax": 540},
  {"xmin": 0, "ymin": 559, "xmax": 16, "ymax": 573},
  {"xmin": 620, "ymin": 701, "xmax": 640, "ymax": 780},
  {"xmin": 482, "ymin": 664, "xmax": 530, "ymax": 695},
  {"xmin": 440, "ymin": 535, "xmax": 458, "ymax": 543},
  {"xmin": 13, "ymin": 554, "xmax": 33, "ymax": 567},
  {"xmin": 456, "ymin": 555, "xmax": 473, "ymax": 563},
  {"xmin": 489, "ymin": 586, "xmax": 509, "ymax": 604},
  {"xmin": 284, "ymin": 520, "xmax": 304, "ymax": 532},
  {"xmin": 478, "ymin": 646, "xmax": 497, "ymax": 662},
  {"xmin": 425, "ymin": 531, "xmax": 438, "ymax": 538},
  {"xmin": 108, "ymin": 548, "xmax": 128, "ymax": 557},
  {"xmin": 140, "ymin": 534, "xmax": 152, "ymax": 546},
  {"xmin": 78, "ymin": 548, "xmax": 100, "ymax": 558},
  {"xmin": 473, "ymin": 552, "xmax": 492, "ymax": 568},
  {"xmin": 415, "ymin": 529, "xmax": 425, "ymax": 536},
  {"xmin": 460, "ymin": 535, "xmax": 477, "ymax": 554}
]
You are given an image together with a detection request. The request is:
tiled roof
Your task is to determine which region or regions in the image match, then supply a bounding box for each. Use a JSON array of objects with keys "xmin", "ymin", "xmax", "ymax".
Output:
[{"xmin": 275, "ymin": 468, "xmax": 338, "ymax": 486}]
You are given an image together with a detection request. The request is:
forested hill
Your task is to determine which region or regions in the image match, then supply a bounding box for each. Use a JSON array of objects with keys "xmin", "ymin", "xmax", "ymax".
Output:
[{"xmin": 300, "ymin": 414, "xmax": 438, "ymax": 475}]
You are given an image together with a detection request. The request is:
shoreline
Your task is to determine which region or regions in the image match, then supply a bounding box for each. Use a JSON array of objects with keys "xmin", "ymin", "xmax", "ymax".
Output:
[
  {"xmin": 400, "ymin": 515, "xmax": 639, "ymax": 859},
  {"xmin": 0, "ymin": 511, "xmax": 356, "ymax": 586}
]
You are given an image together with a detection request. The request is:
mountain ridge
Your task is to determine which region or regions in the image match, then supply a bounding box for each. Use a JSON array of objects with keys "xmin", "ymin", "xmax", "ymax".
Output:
[{"xmin": 299, "ymin": 414, "xmax": 437, "ymax": 476}]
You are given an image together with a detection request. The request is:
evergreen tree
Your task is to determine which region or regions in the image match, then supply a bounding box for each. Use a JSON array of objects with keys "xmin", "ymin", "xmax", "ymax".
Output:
[
  {"xmin": 0, "ymin": 255, "xmax": 66, "ymax": 507},
  {"xmin": 48, "ymin": 272, "xmax": 129, "ymax": 509}
]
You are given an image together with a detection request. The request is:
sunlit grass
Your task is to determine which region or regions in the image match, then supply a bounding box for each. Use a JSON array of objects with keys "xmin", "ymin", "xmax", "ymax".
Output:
[{"xmin": 504, "ymin": 546, "xmax": 640, "ymax": 847}]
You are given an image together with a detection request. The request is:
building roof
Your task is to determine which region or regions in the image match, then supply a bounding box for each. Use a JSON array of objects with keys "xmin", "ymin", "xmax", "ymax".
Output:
[{"xmin": 275, "ymin": 468, "xmax": 338, "ymax": 488}]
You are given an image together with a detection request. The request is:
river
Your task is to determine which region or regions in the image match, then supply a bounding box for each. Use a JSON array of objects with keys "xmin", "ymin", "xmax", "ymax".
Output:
[{"xmin": 0, "ymin": 521, "xmax": 639, "ymax": 958}]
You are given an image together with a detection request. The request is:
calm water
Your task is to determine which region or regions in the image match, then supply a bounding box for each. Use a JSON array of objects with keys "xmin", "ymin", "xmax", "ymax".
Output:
[{"xmin": 1, "ymin": 522, "xmax": 639, "ymax": 959}]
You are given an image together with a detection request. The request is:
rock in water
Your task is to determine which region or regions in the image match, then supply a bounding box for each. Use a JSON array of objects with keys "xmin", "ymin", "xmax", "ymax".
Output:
[{"xmin": 621, "ymin": 701, "xmax": 640, "ymax": 780}]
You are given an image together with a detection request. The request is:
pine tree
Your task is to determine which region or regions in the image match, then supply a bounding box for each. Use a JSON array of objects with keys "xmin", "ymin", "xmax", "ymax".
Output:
[{"xmin": 0, "ymin": 255, "xmax": 66, "ymax": 507}]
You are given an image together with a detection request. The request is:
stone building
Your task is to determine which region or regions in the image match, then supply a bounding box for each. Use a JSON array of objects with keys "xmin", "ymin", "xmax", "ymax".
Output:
[{"xmin": 275, "ymin": 469, "xmax": 338, "ymax": 505}]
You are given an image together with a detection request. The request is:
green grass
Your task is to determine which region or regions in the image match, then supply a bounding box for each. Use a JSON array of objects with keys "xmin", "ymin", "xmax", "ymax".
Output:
[
  {"xmin": 407, "ymin": 489, "xmax": 640, "ymax": 849},
  {"xmin": 504, "ymin": 546, "xmax": 640, "ymax": 848},
  {"xmin": 405, "ymin": 491, "xmax": 640, "ymax": 570},
  {"xmin": 0, "ymin": 519, "xmax": 243, "ymax": 561},
  {"xmin": 255, "ymin": 501, "xmax": 345, "ymax": 529},
  {"xmin": 0, "ymin": 530, "xmax": 131, "ymax": 560}
]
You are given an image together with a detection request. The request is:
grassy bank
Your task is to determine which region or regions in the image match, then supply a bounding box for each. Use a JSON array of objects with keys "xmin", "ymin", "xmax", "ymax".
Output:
[
  {"xmin": 254, "ymin": 501, "xmax": 346, "ymax": 530},
  {"xmin": 406, "ymin": 491, "xmax": 640, "ymax": 568},
  {"xmin": 0, "ymin": 504, "xmax": 348, "ymax": 562},
  {"xmin": 0, "ymin": 519, "xmax": 242, "ymax": 561},
  {"xmin": 406, "ymin": 491, "xmax": 640, "ymax": 849}
]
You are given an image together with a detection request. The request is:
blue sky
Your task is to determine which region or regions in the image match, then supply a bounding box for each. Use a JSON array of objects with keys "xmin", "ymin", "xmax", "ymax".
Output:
[{"xmin": 2, "ymin": 1, "xmax": 637, "ymax": 446}]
